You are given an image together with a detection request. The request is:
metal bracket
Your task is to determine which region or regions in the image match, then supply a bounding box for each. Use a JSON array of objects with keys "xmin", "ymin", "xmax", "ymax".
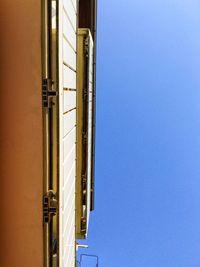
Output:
[
  {"xmin": 81, "ymin": 217, "xmax": 87, "ymax": 232},
  {"xmin": 43, "ymin": 191, "xmax": 58, "ymax": 224},
  {"xmin": 84, "ymin": 36, "xmax": 89, "ymax": 57},
  {"xmin": 82, "ymin": 132, "xmax": 87, "ymax": 144},
  {"xmin": 42, "ymin": 78, "xmax": 57, "ymax": 108},
  {"xmin": 83, "ymin": 87, "xmax": 88, "ymax": 99},
  {"xmin": 81, "ymin": 174, "xmax": 87, "ymax": 184}
]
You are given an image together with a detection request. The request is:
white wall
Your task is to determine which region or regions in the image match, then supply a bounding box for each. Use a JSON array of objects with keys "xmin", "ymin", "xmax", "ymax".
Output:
[{"xmin": 59, "ymin": 0, "xmax": 77, "ymax": 266}]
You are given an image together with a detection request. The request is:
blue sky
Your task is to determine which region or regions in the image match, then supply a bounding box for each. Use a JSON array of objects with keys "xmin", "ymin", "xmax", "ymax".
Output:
[{"xmin": 79, "ymin": 1, "xmax": 200, "ymax": 266}]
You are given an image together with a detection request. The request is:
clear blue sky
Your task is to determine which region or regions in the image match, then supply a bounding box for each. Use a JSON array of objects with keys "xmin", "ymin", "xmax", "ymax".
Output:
[{"xmin": 79, "ymin": 1, "xmax": 200, "ymax": 266}]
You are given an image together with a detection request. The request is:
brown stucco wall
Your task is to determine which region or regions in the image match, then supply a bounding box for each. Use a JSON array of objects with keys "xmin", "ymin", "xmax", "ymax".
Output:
[{"xmin": 0, "ymin": 1, "xmax": 43, "ymax": 266}]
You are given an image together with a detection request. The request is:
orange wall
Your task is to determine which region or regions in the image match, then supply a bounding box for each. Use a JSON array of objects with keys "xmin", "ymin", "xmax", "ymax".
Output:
[{"xmin": 0, "ymin": 1, "xmax": 43, "ymax": 266}]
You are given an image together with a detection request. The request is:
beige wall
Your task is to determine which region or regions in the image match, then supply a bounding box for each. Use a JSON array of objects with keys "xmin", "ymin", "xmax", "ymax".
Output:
[{"xmin": 0, "ymin": 1, "xmax": 43, "ymax": 267}]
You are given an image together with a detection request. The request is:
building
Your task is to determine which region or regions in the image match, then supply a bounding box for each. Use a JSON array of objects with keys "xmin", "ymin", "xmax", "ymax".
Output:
[{"xmin": 0, "ymin": 1, "xmax": 97, "ymax": 266}]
